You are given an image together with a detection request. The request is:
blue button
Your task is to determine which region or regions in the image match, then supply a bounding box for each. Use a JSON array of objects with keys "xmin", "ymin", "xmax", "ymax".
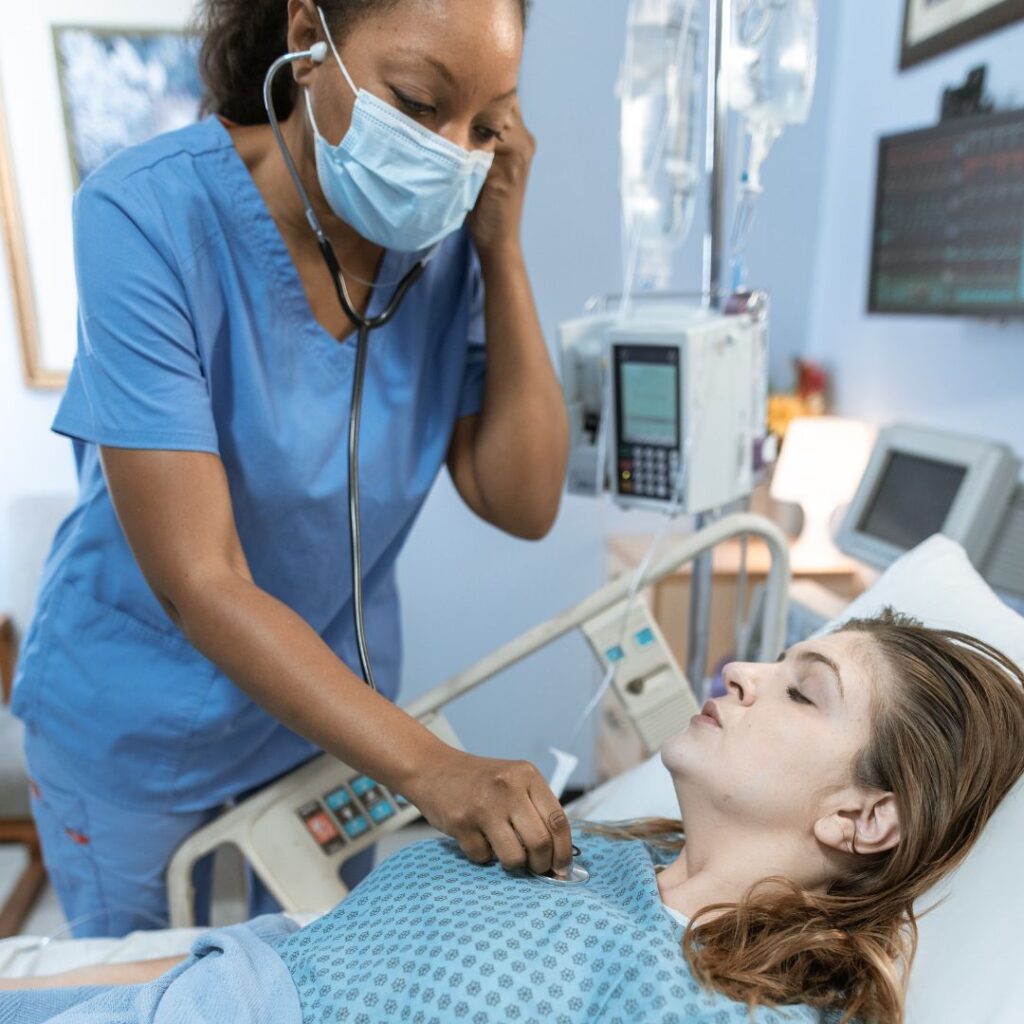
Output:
[
  {"xmin": 351, "ymin": 776, "xmax": 376, "ymax": 796},
  {"xmin": 605, "ymin": 645, "xmax": 625, "ymax": 663},
  {"xmin": 369, "ymin": 801, "xmax": 396, "ymax": 823},
  {"xmin": 343, "ymin": 816, "xmax": 370, "ymax": 839},
  {"xmin": 634, "ymin": 628, "xmax": 655, "ymax": 648},
  {"xmin": 393, "ymin": 793, "xmax": 410, "ymax": 808},
  {"xmin": 324, "ymin": 787, "xmax": 351, "ymax": 812}
]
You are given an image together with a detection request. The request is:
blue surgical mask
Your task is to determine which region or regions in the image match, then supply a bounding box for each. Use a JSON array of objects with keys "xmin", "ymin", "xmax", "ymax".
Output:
[{"xmin": 305, "ymin": 7, "xmax": 494, "ymax": 253}]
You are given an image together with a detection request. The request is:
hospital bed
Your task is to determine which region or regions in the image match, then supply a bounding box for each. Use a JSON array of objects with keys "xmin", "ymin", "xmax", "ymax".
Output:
[{"xmin": 0, "ymin": 522, "xmax": 1021, "ymax": 1024}]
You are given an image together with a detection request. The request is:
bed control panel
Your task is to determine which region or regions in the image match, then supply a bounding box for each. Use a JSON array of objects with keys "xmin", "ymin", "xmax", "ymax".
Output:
[
  {"xmin": 581, "ymin": 596, "xmax": 700, "ymax": 754},
  {"xmin": 297, "ymin": 776, "xmax": 410, "ymax": 855}
]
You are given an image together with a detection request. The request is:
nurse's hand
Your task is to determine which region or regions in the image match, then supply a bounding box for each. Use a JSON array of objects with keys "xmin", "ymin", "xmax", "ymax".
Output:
[
  {"xmin": 405, "ymin": 746, "xmax": 574, "ymax": 876},
  {"xmin": 468, "ymin": 98, "xmax": 535, "ymax": 258}
]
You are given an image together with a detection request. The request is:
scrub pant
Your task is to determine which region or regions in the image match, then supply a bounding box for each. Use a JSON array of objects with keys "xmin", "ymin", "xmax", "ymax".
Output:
[{"xmin": 24, "ymin": 730, "xmax": 375, "ymax": 938}]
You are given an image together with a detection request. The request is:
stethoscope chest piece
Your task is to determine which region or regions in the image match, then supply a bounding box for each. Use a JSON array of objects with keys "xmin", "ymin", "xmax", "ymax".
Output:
[{"xmin": 527, "ymin": 845, "xmax": 590, "ymax": 886}]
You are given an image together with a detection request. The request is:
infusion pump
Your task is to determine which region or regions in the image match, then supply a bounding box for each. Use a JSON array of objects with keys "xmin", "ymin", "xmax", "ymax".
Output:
[{"xmin": 559, "ymin": 298, "xmax": 769, "ymax": 516}]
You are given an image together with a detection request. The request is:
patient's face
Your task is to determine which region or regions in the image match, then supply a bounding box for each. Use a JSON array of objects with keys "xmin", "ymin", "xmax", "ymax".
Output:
[{"xmin": 661, "ymin": 631, "xmax": 881, "ymax": 834}]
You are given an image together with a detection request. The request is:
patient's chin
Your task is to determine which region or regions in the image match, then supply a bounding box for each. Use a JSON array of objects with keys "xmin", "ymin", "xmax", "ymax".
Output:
[{"xmin": 660, "ymin": 728, "xmax": 697, "ymax": 776}]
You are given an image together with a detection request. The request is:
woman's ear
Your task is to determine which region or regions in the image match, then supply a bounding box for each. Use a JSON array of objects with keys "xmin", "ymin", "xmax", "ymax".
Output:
[
  {"xmin": 288, "ymin": 0, "xmax": 324, "ymax": 87},
  {"xmin": 814, "ymin": 791, "xmax": 901, "ymax": 856}
]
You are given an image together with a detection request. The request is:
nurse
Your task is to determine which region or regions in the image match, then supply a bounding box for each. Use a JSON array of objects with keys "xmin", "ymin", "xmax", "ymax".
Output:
[{"xmin": 13, "ymin": 0, "xmax": 572, "ymax": 936}]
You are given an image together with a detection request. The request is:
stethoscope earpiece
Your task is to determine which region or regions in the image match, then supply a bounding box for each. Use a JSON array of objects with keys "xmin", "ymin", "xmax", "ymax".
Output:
[{"xmin": 310, "ymin": 41, "xmax": 329, "ymax": 64}]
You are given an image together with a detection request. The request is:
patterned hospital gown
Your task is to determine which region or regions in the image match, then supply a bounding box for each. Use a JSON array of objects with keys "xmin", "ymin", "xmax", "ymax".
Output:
[{"xmin": 272, "ymin": 833, "xmax": 834, "ymax": 1024}]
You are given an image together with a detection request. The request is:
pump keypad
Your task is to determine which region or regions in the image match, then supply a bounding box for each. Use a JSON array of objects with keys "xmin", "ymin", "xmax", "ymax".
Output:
[{"xmin": 619, "ymin": 446, "xmax": 680, "ymax": 500}]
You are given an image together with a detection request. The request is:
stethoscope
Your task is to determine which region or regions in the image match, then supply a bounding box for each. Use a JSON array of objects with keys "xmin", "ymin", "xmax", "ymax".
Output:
[
  {"xmin": 263, "ymin": 44, "xmax": 428, "ymax": 693},
  {"xmin": 527, "ymin": 844, "xmax": 590, "ymax": 885},
  {"xmin": 262, "ymin": 46, "xmax": 595, "ymax": 888}
]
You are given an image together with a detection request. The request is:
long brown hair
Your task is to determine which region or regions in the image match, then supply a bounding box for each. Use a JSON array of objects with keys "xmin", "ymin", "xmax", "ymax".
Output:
[
  {"xmin": 583, "ymin": 609, "xmax": 1024, "ymax": 1024},
  {"xmin": 192, "ymin": 0, "xmax": 532, "ymax": 126}
]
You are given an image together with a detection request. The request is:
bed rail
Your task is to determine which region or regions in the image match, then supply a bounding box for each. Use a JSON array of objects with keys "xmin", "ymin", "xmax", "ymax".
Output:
[{"xmin": 167, "ymin": 512, "xmax": 790, "ymax": 926}]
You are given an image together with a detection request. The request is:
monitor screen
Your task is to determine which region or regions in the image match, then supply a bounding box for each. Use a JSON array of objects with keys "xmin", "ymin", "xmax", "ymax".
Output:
[
  {"xmin": 868, "ymin": 109, "xmax": 1024, "ymax": 318},
  {"xmin": 616, "ymin": 350, "xmax": 679, "ymax": 447},
  {"xmin": 857, "ymin": 452, "xmax": 967, "ymax": 551}
]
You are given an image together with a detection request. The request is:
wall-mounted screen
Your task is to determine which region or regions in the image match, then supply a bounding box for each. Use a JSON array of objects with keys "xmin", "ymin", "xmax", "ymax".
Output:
[
  {"xmin": 856, "ymin": 452, "xmax": 968, "ymax": 551},
  {"xmin": 868, "ymin": 109, "xmax": 1024, "ymax": 318}
]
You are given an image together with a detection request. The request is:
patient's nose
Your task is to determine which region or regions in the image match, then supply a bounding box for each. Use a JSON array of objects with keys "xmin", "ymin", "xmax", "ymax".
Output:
[{"xmin": 724, "ymin": 663, "xmax": 757, "ymax": 705}]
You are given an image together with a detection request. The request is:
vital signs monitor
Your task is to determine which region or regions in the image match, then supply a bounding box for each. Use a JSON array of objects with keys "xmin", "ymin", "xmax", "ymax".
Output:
[{"xmin": 837, "ymin": 423, "xmax": 1020, "ymax": 574}]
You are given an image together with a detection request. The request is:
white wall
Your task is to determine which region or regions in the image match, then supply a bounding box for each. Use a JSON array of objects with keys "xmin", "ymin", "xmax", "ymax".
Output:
[
  {"xmin": 0, "ymin": 241, "xmax": 76, "ymax": 631},
  {"xmin": 806, "ymin": 1, "xmax": 1024, "ymax": 453}
]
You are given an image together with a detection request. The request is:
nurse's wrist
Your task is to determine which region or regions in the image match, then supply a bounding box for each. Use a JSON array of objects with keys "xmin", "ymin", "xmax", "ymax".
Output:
[
  {"xmin": 384, "ymin": 725, "xmax": 453, "ymax": 798},
  {"xmin": 475, "ymin": 239, "xmax": 525, "ymax": 273}
]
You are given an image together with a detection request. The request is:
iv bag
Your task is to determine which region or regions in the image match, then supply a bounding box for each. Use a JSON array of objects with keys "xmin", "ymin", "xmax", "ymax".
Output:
[
  {"xmin": 728, "ymin": 0, "xmax": 818, "ymax": 131},
  {"xmin": 728, "ymin": 0, "xmax": 818, "ymax": 266},
  {"xmin": 620, "ymin": 0, "xmax": 701, "ymax": 294}
]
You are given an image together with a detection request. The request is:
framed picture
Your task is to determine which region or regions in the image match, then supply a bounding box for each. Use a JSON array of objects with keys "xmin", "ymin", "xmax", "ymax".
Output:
[
  {"xmin": 54, "ymin": 28, "xmax": 203, "ymax": 191},
  {"xmin": 1, "ymin": 2, "xmax": 202, "ymax": 390},
  {"xmin": 901, "ymin": 0, "xmax": 1024, "ymax": 70}
]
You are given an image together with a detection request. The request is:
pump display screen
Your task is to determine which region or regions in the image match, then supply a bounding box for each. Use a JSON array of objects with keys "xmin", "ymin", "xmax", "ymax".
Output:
[
  {"xmin": 615, "ymin": 347, "xmax": 680, "ymax": 447},
  {"xmin": 857, "ymin": 452, "xmax": 967, "ymax": 550}
]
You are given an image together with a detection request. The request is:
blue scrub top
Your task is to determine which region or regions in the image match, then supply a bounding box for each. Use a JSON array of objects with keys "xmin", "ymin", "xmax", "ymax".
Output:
[{"xmin": 12, "ymin": 117, "xmax": 487, "ymax": 812}]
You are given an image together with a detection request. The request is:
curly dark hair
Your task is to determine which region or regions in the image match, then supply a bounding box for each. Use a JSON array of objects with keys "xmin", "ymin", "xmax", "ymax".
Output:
[{"xmin": 193, "ymin": 0, "xmax": 531, "ymax": 126}]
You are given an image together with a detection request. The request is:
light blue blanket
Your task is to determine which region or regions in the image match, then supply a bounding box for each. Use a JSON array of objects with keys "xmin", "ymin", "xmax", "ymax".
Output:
[{"xmin": 0, "ymin": 915, "xmax": 302, "ymax": 1024}]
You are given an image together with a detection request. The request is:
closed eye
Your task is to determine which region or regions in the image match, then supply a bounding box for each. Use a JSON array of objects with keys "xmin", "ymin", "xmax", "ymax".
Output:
[
  {"xmin": 390, "ymin": 87, "xmax": 435, "ymax": 117},
  {"xmin": 787, "ymin": 686, "xmax": 814, "ymax": 706},
  {"xmin": 474, "ymin": 124, "xmax": 504, "ymax": 143}
]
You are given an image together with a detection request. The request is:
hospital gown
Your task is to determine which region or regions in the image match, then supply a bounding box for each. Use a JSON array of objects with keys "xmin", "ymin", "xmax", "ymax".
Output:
[
  {"xmin": 1, "ymin": 834, "xmax": 845, "ymax": 1023},
  {"xmin": 274, "ymin": 833, "xmax": 832, "ymax": 1023}
]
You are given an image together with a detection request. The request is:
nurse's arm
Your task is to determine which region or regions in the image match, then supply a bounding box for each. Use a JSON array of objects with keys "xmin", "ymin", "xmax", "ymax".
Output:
[
  {"xmin": 97, "ymin": 447, "xmax": 574, "ymax": 877},
  {"xmin": 98, "ymin": 447, "xmax": 445, "ymax": 795},
  {"xmin": 446, "ymin": 245, "xmax": 568, "ymax": 541}
]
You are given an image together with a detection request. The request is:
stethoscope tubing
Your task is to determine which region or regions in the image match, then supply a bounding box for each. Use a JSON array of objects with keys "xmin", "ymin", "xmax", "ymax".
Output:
[{"xmin": 264, "ymin": 49, "xmax": 426, "ymax": 692}]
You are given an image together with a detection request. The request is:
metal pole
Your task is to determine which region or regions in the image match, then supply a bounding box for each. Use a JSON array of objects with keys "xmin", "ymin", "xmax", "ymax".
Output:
[
  {"xmin": 702, "ymin": 0, "xmax": 731, "ymax": 310},
  {"xmin": 687, "ymin": 0, "xmax": 731, "ymax": 694}
]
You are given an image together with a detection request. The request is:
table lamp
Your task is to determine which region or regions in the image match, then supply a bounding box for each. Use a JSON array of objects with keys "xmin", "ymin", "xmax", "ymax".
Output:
[{"xmin": 769, "ymin": 416, "xmax": 877, "ymax": 571}]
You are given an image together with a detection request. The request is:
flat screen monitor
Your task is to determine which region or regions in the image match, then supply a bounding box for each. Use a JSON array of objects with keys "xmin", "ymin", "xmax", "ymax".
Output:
[
  {"xmin": 837, "ymin": 424, "xmax": 1020, "ymax": 570},
  {"xmin": 868, "ymin": 109, "xmax": 1024, "ymax": 318},
  {"xmin": 856, "ymin": 452, "xmax": 967, "ymax": 551}
]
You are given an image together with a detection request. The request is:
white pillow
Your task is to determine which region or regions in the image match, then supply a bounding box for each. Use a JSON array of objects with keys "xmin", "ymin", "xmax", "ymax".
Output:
[{"xmin": 569, "ymin": 534, "xmax": 1024, "ymax": 1024}]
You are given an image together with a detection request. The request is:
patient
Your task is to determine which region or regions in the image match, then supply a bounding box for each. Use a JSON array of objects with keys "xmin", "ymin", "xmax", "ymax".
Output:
[{"xmin": 3, "ymin": 609, "xmax": 1023, "ymax": 1024}]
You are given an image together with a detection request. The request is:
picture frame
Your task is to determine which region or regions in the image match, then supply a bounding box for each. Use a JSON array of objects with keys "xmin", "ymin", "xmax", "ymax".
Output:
[
  {"xmin": 901, "ymin": 0, "xmax": 1024, "ymax": 70},
  {"xmin": 1, "ymin": 2, "xmax": 202, "ymax": 390}
]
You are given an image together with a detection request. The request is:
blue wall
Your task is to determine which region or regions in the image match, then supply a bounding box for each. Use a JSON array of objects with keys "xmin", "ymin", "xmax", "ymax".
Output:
[
  {"xmin": 394, "ymin": 0, "xmax": 843, "ymax": 781},
  {"xmin": 395, "ymin": 0, "xmax": 1024, "ymax": 782},
  {"xmin": 393, "ymin": 1, "xmax": 631, "ymax": 784},
  {"xmin": 806, "ymin": 0, "xmax": 1024, "ymax": 454}
]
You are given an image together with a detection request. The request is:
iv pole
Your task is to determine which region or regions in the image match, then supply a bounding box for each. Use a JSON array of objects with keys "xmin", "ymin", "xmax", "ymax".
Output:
[{"xmin": 687, "ymin": 0, "xmax": 732, "ymax": 693}]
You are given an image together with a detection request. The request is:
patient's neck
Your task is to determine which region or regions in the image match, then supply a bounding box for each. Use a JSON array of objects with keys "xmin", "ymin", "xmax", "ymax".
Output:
[{"xmin": 656, "ymin": 801, "xmax": 830, "ymax": 921}]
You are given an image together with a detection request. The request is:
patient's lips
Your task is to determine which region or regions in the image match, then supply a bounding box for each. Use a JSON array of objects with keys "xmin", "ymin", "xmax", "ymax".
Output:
[{"xmin": 691, "ymin": 700, "xmax": 723, "ymax": 729}]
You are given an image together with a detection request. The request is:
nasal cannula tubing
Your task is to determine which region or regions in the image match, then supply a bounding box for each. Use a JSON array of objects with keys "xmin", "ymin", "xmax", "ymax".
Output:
[{"xmin": 263, "ymin": 46, "xmax": 428, "ymax": 692}]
